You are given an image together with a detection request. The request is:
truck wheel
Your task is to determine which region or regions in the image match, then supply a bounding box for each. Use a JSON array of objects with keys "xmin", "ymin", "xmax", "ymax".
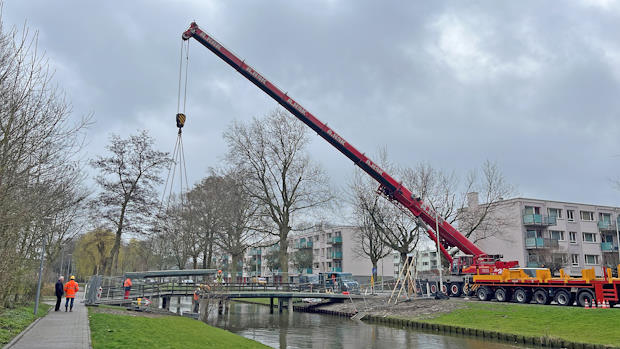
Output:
[
  {"xmin": 514, "ymin": 288, "xmax": 532, "ymax": 304},
  {"xmin": 533, "ymin": 289, "xmax": 551, "ymax": 305},
  {"xmin": 494, "ymin": 287, "xmax": 510, "ymax": 302},
  {"xmin": 449, "ymin": 283, "xmax": 462, "ymax": 297},
  {"xmin": 553, "ymin": 289, "xmax": 573, "ymax": 306},
  {"xmin": 477, "ymin": 286, "xmax": 492, "ymax": 301},
  {"xmin": 576, "ymin": 290, "xmax": 595, "ymax": 308}
]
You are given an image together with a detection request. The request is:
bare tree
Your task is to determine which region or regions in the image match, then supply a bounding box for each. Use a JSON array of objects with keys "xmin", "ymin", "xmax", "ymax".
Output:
[
  {"xmin": 0, "ymin": 15, "xmax": 89, "ymax": 304},
  {"xmin": 214, "ymin": 171, "xmax": 257, "ymax": 281},
  {"xmin": 350, "ymin": 173, "xmax": 391, "ymax": 280},
  {"xmin": 456, "ymin": 160, "xmax": 516, "ymax": 244},
  {"xmin": 223, "ymin": 108, "xmax": 333, "ymax": 282},
  {"xmin": 90, "ymin": 130, "xmax": 171, "ymax": 275},
  {"xmin": 186, "ymin": 173, "xmax": 227, "ymax": 269}
]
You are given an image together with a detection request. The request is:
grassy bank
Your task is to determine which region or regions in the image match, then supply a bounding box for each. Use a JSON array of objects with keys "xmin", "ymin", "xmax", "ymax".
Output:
[
  {"xmin": 402, "ymin": 302, "xmax": 620, "ymax": 347},
  {"xmin": 89, "ymin": 309, "xmax": 270, "ymax": 349},
  {"xmin": 0, "ymin": 303, "xmax": 51, "ymax": 345}
]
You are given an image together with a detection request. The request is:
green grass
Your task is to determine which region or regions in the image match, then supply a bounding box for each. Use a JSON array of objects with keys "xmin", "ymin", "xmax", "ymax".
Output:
[
  {"xmin": 404, "ymin": 302, "xmax": 620, "ymax": 347},
  {"xmin": 0, "ymin": 303, "xmax": 51, "ymax": 345},
  {"xmin": 88, "ymin": 310, "xmax": 270, "ymax": 349}
]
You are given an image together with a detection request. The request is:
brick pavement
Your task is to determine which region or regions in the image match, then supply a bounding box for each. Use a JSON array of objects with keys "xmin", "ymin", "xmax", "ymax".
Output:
[{"xmin": 6, "ymin": 292, "xmax": 91, "ymax": 349}]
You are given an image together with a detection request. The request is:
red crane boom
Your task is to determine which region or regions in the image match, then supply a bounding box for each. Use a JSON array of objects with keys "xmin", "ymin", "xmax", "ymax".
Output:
[{"xmin": 182, "ymin": 22, "xmax": 516, "ymax": 271}]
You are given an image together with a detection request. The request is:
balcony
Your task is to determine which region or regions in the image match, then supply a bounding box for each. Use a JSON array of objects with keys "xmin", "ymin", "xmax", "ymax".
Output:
[
  {"xmin": 598, "ymin": 221, "xmax": 617, "ymax": 232},
  {"xmin": 601, "ymin": 242, "xmax": 619, "ymax": 252},
  {"xmin": 332, "ymin": 251, "xmax": 343, "ymax": 259},
  {"xmin": 522, "ymin": 214, "xmax": 556, "ymax": 226},
  {"xmin": 331, "ymin": 267, "xmax": 342, "ymax": 272},
  {"xmin": 525, "ymin": 237, "xmax": 559, "ymax": 249},
  {"xmin": 331, "ymin": 236, "xmax": 343, "ymax": 244}
]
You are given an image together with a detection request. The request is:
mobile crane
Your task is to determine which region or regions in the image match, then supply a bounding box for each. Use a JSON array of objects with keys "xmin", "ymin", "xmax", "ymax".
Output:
[{"xmin": 181, "ymin": 22, "xmax": 620, "ymax": 306}]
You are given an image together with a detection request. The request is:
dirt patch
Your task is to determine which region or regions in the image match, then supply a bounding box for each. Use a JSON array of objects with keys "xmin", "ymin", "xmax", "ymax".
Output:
[
  {"xmin": 88, "ymin": 305, "xmax": 168, "ymax": 318},
  {"xmin": 314, "ymin": 296, "xmax": 469, "ymax": 319}
]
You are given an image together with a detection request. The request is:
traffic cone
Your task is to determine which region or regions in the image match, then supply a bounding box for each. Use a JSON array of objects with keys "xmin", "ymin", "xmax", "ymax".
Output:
[
  {"xmin": 584, "ymin": 299, "xmax": 590, "ymax": 309},
  {"xmin": 597, "ymin": 301, "xmax": 602, "ymax": 309},
  {"xmin": 604, "ymin": 300, "xmax": 610, "ymax": 309}
]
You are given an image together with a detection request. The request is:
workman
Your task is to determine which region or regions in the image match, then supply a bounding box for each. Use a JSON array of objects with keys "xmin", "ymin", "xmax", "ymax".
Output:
[
  {"xmin": 216, "ymin": 270, "xmax": 223, "ymax": 285},
  {"xmin": 63, "ymin": 276, "xmax": 79, "ymax": 312},
  {"xmin": 192, "ymin": 287, "xmax": 201, "ymax": 313},
  {"xmin": 123, "ymin": 277, "xmax": 132, "ymax": 300},
  {"xmin": 54, "ymin": 276, "xmax": 64, "ymax": 311}
]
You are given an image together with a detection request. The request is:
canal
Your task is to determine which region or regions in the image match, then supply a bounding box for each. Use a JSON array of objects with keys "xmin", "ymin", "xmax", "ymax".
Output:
[{"xmin": 169, "ymin": 297, "xmax": 533, "ymax": 349}]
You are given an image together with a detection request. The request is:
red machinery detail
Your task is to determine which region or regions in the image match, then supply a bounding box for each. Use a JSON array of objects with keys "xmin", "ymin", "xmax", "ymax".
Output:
[{"xmin": 182, "ymin": 22, "xmax": 518, "ymax": 274}]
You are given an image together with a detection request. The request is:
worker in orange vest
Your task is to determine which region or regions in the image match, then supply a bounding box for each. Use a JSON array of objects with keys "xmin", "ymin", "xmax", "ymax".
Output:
[
  {"xmin": 63, "ymin": 276, "xmax": 79, "ymax": 312},
  {"xmin": 192, "ymin": 287, "xmax": 201, "ymax": 313},
  {"xmin": 123, "ymin": 278, "xmax": 132, "ymax": 300}
]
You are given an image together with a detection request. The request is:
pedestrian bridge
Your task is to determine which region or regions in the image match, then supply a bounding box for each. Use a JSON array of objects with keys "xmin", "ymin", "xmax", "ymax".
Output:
[{"xmin": 85, "ymin": 272, "xmax": 362, "ymax": 309}]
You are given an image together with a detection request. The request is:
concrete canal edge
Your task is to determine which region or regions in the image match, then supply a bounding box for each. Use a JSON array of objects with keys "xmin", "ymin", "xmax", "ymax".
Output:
[
  {"xmin": 358, "ymin": 314, "xmax": 619, "ymax": 349},
  {"xmin": 231, "ymin": 300, "xmax": 618, "ymax": 349}
]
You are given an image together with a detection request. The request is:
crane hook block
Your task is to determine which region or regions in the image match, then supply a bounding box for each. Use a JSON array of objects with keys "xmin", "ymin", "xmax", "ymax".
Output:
[{"xmin": 176, "ymin": 113, "xmax": 186, "ymax": 128}]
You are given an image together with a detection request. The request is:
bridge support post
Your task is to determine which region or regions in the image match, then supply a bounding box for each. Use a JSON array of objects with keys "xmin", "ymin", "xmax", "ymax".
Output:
[
  {"xmin": 269, "ymin": 297, "xmax": 274, "ymax": 314},
  {"xmin": 199, "ymin": 298, "xmax": 209, "ymax": 322},
  {"xmin": 177, "ymin": 296, "xmax": 181, "ymax": 315},
  {"xmin": 218, "ymin": 299, "xmax": 223, "ymax": 315},
  {"xmin": 278, "ymin": 298, "xmax": 283, "ymax": 313},
  {"xmin": 162, "ymin": 296, "xmax": 170, "ymax": 310},
  {"xmin": 288, "ymin": 298, "xmax": 293, "ymax": 313}
]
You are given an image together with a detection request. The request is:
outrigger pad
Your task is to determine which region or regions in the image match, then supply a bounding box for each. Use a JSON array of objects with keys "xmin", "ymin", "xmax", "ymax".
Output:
[{"xmin": 176, "ymin": 113, "xmax": 186, "ymax": 128}]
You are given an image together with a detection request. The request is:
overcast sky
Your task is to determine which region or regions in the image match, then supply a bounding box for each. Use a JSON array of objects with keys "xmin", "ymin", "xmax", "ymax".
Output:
[{"xmin": 4, "ymin": 0, "xmax": 620, "ymax": 213}]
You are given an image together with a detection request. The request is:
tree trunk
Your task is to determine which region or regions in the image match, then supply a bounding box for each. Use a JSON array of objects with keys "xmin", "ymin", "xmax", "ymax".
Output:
[
  {"xmin": 192, "ymin": 256, "xmax": 197, "ymax": 269},
  {"xmin": 279, "ymin": 228, "xmax": 290, "ymax": 283}
]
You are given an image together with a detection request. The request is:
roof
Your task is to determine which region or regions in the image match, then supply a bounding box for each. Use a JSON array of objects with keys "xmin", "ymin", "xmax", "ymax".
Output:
[{"xmin": 124, "ymin": 269, "xmax": 217, "ymax": 279}]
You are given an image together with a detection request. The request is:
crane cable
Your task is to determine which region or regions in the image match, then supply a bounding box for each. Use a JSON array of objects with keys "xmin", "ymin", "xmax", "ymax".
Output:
[{"xmin": 159, "ymin": 39, "xmax": 191, "ymax": 215}]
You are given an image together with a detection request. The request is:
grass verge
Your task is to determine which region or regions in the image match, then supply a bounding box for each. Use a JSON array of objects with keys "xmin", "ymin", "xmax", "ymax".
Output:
[
  {"xmin": 402, "ymin": 302, "xmax": 620, "ymax": 347},
  {"xmin": 88, "ymin": 309, "xmax": 270, "ymax": 349},
  {"xmin": 0, "ymin": 303, "xmax": 52, "ymax": 345}
]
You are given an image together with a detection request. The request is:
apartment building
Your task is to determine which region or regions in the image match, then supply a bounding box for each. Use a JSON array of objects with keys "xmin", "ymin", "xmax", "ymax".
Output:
[
  {"xmin": 463, "ymin": 195, "xmax": 620, "ymax": 277},
  {"xmin": 243, "ymin": 225, "xmax": 396, "ymax": 279}
]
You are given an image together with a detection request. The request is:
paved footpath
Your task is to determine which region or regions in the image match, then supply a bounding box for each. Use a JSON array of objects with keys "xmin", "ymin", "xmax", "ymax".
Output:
[{"xmin": 5, "ymin": 292, "xmax": 91, "ymax": 349}]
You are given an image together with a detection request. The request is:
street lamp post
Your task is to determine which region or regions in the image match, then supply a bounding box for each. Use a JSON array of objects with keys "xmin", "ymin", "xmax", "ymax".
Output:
[
  {"xmin": 34, "ymin": 237, "xmax": 46, "ymax": 315},
  {"xmin": 435, "ymin": 208, "xmax": 443, "ymax": 294},
  {"xmin": 616, "ymin": 214, "xmax": 620, "ymax": 263}
]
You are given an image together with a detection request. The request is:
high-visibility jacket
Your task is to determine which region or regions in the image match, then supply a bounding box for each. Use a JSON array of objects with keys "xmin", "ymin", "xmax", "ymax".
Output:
[
  {"xmin": 64, "ymin": 280, "xmax": 79, "ymax": 298},
  {"xmin": 193, "ymin": 291, "xmax": 200, "ymax": 301},
  {"xmin": 124, "ymin": 278, "xmax": 132, "ymax": 288}
]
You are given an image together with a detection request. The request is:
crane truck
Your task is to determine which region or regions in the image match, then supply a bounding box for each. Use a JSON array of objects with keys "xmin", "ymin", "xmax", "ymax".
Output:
[{"xmin": 181, "ymin": 22, "xmax": 620, "ymax": 307}]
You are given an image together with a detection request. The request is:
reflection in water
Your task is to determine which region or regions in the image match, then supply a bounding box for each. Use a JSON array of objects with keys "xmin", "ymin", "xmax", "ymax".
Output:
[{"xmin": 191, "ymin": 300, "xmax": 532, "ymax": 349}]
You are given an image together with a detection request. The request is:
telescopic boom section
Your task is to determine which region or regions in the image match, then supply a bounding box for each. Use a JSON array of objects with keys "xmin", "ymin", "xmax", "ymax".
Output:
[{"xmin": 182, "ymin": 22, "xmax": 487, "ymax": 262}]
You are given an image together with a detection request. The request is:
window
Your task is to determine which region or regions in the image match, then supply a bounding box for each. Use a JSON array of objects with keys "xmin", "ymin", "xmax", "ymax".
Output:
[
  {"xmin": 552, "ymin": 254, "xmax": 568, "ymax": 265},
  {"xmin": 548, "ymin": 208, "xmax": 563, "ymax": 219},
  {"xmin": 599, "ymin": 212, "xmax": 611, "ymax": 223},
  {"xmin": 422, "ymin": 261, "xmax": 429, "ymax": 266},
  {"xmin": 584, "ymin": 254, "xmax": 599, "ymax": 265},
  {"xmin": 580, "ymin": 211, "xmax": 594, "ymax": 221},
  {"xmin": 571, "ymin": 254, "xmax": 579, "ymax": 266},
  {"xmin": 582, "ymin": 232, "xmax": 596, "ymax": 243},
  {"xmin": 526, "ymin": 230, "xmax": 542, "ymax": 238},
  {"xmin": 567, "ymin": 210, "xmax": 575, "ymax": 222},
  {"xmin": 569, "ymin": 231, "xmax": 577, "ymax": 243},
  {"xmin": 524, "ymin": 206, "xmax": 541, "ymax": 215},
  {"xmin": 550, "ymin": 230, "xmax": 565, "ymax": 241}
]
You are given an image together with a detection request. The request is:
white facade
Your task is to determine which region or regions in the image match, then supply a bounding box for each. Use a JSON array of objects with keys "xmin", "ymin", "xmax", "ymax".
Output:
[
  {"xmin": 243, "ymin": 225, "xmax": 397, "ymax": 279},
  {"xmin": 464, "ymin": 196, "xmax": 620, "ymax": 277}
]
